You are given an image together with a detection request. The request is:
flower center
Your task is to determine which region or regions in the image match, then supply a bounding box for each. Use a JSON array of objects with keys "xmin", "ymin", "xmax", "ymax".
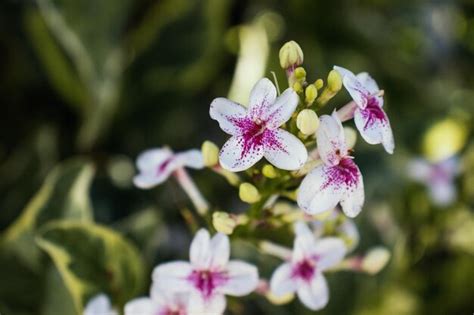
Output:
[
  {"xmin": 188, "ymin": 269, "xmax": 228, "ymax": 299},
  {"xmin": 157, "ymin": 157, "xmax": 174, "ymax": 175},
  {"xmin": 323, "ymin": 157, "xmax": 359, "ymax": 188},
  {"xmin": 292, "ymin": 258, "xmax": 317, "ymax": 282},
  {"xmin": 361, "ymin": 97, "xmax": 386, "ymax": 130}
]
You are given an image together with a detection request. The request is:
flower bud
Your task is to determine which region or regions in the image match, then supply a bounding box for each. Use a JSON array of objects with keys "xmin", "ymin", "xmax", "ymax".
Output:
[
  {"xmin": 305, "ymin": 84, "xmax": 318, "ymax": 105},
  {"xmin": 262, "ymin": 164, "xmax": 278, "ymax": 178},
  {"xmin": 294, "ymin": 67, "xmax": 306, "ymax": 82},
  {"xmin": 279, "ymin": 40, "xmax": 304, "ymax": 70},
  {"xmin": 201, "ymin": 141, "xmax": 219, "ymax": 167},
  {"xmin": 239, "ymin": 183, "xmax": 261, "ymax": 203},
  {"xmin": 212, "ymin": 212, "xmax": 237, "ymax": 235},
  {"xmin": 327, "ymin": 70, "xmax": 342, "ymax": 92},
  {"xmin": 314, "ymin": 78, "xmax": 324, "ymax": 90},
  {"xmin": 344, "ymin": 127, "xmax": 357, "ymax": 149},
  {"xmin": 297, "ymin": 109, "xmax": 319, "ymax": 135},
  {"xmin": 292, "ymin": 81, "xmax": 303, "ymax": 93},
  {"xmin": 361, "ymin": 247, "xmax": 391, "ymax": 275}
]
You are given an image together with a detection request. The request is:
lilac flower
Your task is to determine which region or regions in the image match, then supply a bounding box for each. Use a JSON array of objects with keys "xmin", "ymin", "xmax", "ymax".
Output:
[
  {"xmin": 210, "ymin": 78, "xmax": 308, "ymax": 172},
  {"xmin": 334, "ymin": 66, "xmax": 394, "ymax": 154},
  {"xmin": 125, "ymin": 285, "xmax": 190, "ymax": 315},
  {"xmin": 270, "ymin": 222, "xmax": 346, "ymax": 311},
  {"xmin": 407, "ymin": 156, "xmax": 460, "ymax": 206},
  {"xmin": 83, "ymin": 294, "xmax": 117, "ymax": 315},
  {"xmin": 133, "ymin": 147, "xmax": 203, "ymax": 188},
  {"xmin": 298, "ymin": 112, "xmax": 365, "ymax": 217},
  {"xmin": 152, "ymin": 229, "xmax": 259, "ymax": 315}
]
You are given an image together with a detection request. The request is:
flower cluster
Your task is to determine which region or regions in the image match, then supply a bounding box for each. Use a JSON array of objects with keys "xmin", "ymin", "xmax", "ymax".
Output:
[{"xmin": 114, "ymin": 40, "xmax": 395, "ymax": 313}]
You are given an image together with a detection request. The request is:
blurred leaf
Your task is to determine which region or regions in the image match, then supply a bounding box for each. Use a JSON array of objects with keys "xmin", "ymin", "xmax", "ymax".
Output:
[
  {"xmin": 41, "ymin": 266, "xmax": 76, "ymax": 315},
  {"xmin": 36, "ymin": 220, "xmax": 145, "ymax": 313},
  {"xmin": 1, "ymin": 158, "xmax": 94, "ymax": 270}
]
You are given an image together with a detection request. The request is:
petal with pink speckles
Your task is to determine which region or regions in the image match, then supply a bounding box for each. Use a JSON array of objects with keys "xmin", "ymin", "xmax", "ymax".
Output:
[
  {"xmin": 219, "ymin": 135, "xmax": 264, "ymax": 172},
  {"xmin": 356, "ymin": 72, "xmax": 380, "ymax": 95},
  {"xmin": 334, "ymin": 65, "xmax": 370, "ymax": 109},
  {"xmin": 248, "ymin": 78, "xmax": 277, "ymax": 121},
  {"xmin": 133, "ymin": 148, "xmax": 178, "ymax": 189},
  {"xmin": 263, "ymin": 129, "xmax": 307, "ymax": 171},
  {"xmin": 210, "ymin": 97, "xmax": 248, "ymax": 136},
  {"xmin": 263, "ymin": 87, "xmax": 299, "ymax": 129},
  {"xmin": 270, "ymin": 262, "xmax": 297, "ymax": 297},
  {"xmin": 316, "ymin": 113, "xmax": 347, "ymax": 166},
  {"xmin": 354, "ymin": 103, "xmax": 394, "ymax": 154},
  {"xmin": 220, "ymin": 261, "xmax": 259, "ymax": 296},
  {"xmin": 339, "ymin": 165, "xmax": 364, "ymax": 218}
]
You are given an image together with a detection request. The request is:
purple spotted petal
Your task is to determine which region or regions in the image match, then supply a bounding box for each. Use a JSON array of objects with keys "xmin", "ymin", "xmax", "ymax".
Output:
[
  {"xmin": 354, "ymin": 98, "xmax": 394, "ymax": 154},
  {"xmin": 263, "ymin": 128, "xmax": 308, "ymax": 171},
  {"xmin": 219, "ymin": 135, "xmax": 265, "ymax": 172},
  {"xmin": 316, "ymin": 113, "xmax": 347, "ymax": 166},
  {"xmin": 334, "ymin": 65, "xmax": 371, "ymax": 109},
  {"xmin": 210, "ymin": 97, "xmax": 248, "ymax": 136},
  {"xmin": 263, "ymin": 87, "xmax": 299, "ymax": 129},
  {"xmin": 248, "ymin": 78, "xmax": 277, "ymax": 122}
]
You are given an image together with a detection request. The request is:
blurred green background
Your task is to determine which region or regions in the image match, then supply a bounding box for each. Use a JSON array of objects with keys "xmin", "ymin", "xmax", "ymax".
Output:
[{"xmin": 1, "ymin": 0, "xmax": 474, "ymax": 314}]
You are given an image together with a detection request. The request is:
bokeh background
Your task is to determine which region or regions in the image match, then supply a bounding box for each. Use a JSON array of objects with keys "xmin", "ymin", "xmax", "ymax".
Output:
[{"xmin": 1, "ymin": 0, "xmax": 474, "ymax": 314}]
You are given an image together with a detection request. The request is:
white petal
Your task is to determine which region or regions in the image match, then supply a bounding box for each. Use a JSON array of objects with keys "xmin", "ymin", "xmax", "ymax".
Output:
[
  {"xmin": 133, "ymin": 171, "xmax": 170, "ymax": 189},
  {"xmin": 316, "ymin": 113, "xmax": 347, "ymax": 166},
  {"xmin": 292, "ymin": 234, "xmax": 317, "ymax": 263},
  {"xmin": 334, "ymin": 65, "xmax": 370, "ymax": 109},
  {"xmin": 136, "ymin": 148, "xmax": 173, "ymax": 171},
  {"xmin": 124, "ymin": 297, "xmax": 157, "ymax": 315},
  {"xmin": 313, "ymin": 238, "xmax": 346, "ymax": 271},
  {"xmin": 219, "ymin": 135, "xmax": 264, "ymax": 172},
  {"xmin": 297, "ymin": 165, "xmax": 343, "ymax": 215},
  {"xmin": 152, "ymin": 261, "xmax": 194, "ymax": 292},
  {"xmin": 190, "ymin": 229, "xmax": 211, "ymax": 268},
  {"xmin": 428, "ymin": 181, "xmax": 456, "ymax": 206},
  {"xmin": 294, "ymin": 221, "xmax": 314, "ymax": 239},
  {"xmin": 248, "ymin": 78, "xmax": 277, "ymax": 121},
  {"xmin": 220, "ymin": 261, "xmax": 259, "ymax": 296},
  {"xmin": 188, "ymin": 292, "xmax": 226, "ymax": 315},
  {"xmin": 356, "ymin": 72, "xmax": 380, "ymax": 94},
  {"xmin": 354, "ymin": 105, "xmax": 394, "ymax": 154},
  {"xmin": 406, "ymin": 158, "xmax": 432, "ymax": 182},
  {"xmin": 84, "ymin": 294, "xmax": 116, "ymax": 315},
  {"xmin": 264, "ymin": 88, "xmax": 299, "ymax": 129},
  {"xmin": 210, "ymin": 97, "xmax": 248, "ymax": 136},
  {"xmin": 339, "ymin": 164, "xmax": 364, "ymax": 218},
  {"xmin": 209, "ymin": 233, "xmax": 230, "ymax": 269},
  {"xmin": 270, "ymin": 262, "xmax": 297, "ymax": 297},
  {"xmin": 339, "ymin": 217, "xmax": 360, "ymax": 252},
  {"xmin": 176, "ymin": 149, "xmax": 204, "ymax": 169},
  {"xmin": 263, "ymin": 129, "xmax": 308, "ymax": 171},
  {"xmin": 296, "ymin": 274, "xmax": 329, "ymax": 311}
]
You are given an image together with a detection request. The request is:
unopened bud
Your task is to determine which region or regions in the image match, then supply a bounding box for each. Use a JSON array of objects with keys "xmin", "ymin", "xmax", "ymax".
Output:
[
  {"xmin": 212, "ymin": 212, "xmax": 237, "ymax": 235},
  {"xmin": 361, "ymin": 247, "xmax": 391, "ymax": 275},
  {"xmin": 262, "ymin": 164, "xmax": 278, "ymax": 178},
  {"xmin": 239, "ymin": 183, "xmax": 261, "ymax": 203},
  {"xmin": 294, "ymin": 67, "xmax": 306, "ymax": 82},
  {"xmin": 279, "ymin": 40, "xmax": 304, "ymax": 69},
  {"xmin": 327, "ymin": 70, "xmax": 342, "ymax": 92},
  {"xmin": 297, "ymin": 109, "xmax": 319, "ymax": 135},
  {"xmin": 201, "ymin": 141, "xmax": 219, "ymax": 167},
  {"xmin": 292, "ymin": 81, "xmax": 303, "ymax": 93},
  {"xmin": 344, "ymin": 127, "xmax": 357, "ymax": 149},
  {"xmin": 314, "ymin": 79, "xmax": 324, "ymax": 90},
  {"xmin": 305, "ymin": 84, "xmax": 318, "ymax": 105}
]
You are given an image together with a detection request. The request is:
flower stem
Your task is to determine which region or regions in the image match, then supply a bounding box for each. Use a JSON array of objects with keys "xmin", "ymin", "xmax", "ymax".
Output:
[{"xmin": 174, "ymin": 167, "xmax": 209, "ymax": 216}]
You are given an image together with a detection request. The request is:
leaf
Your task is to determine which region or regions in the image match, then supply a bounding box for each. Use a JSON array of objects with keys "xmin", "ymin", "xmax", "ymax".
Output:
[
  {"xmin": 36, "ymin": 221, "xmax": 145, "ymax": 313},
  {"xmin": 1, "ymin": 158, "xmax": 94, "ymax": 270},
  {"xmin": 41, "ymin": 266, "xmax": 76, "ymax": 315}
]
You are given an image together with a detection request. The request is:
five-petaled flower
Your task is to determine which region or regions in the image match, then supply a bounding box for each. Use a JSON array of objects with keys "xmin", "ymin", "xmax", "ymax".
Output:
[
  {"xmin": 210, "ymin": 78, "xmax": 308, "ymax": 172},
  {"xmin": 270, "ymin": 222, "xmax": 346, "ymax": 311},
  {"xmin": 298, "ymin": 112, "xmax": 365, "ymax": 217},
  {"xmin": 334, "ymin": 66, "xmax": 395, "ymax": 154},
  {"xmin": 152, "ymin": 229, "xmax": 259, "ymax": 315},
  {"xmin": 133, "ymin": 147, "xmax": 204, "ymax": 189},
  {"xmin": 125, "ymin": 285, "xmax": 190, "ymax": 315}
]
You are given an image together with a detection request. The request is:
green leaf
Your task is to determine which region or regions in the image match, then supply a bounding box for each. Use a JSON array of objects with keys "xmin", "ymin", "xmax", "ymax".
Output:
[
  {"xmin": 41, "ymin": 266, "xmax": 76, "ymax": 315},
  {"xmin": 36, "ymin": 221, "xmax": 145, "ymax": 313},
  {"xmin": 1, "ymin": 158, "xmax": 94, "ymax": 270}
]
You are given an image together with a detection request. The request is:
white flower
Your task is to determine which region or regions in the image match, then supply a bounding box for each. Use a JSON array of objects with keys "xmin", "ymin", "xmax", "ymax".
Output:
[
  {"xmin": 407, "ymin": 156, "xmax": 460, "ymax": 206},
  {"xmin": 84, "ymin": 294, "xmax": 117, "ymax": 315},
  {"xmin": 298, "ymin": 112, "xmax": 365, "ymax": 217},
  {"xmin": 133, "ymin": 147, "xmax": 204, "ymax": 189},
  {"xmin": 125, "ymin": 284, "xmax": 190, "ymax": 315},
  {"xmin": 334, "ymin": 66, "xmax": 395, "ymax": 154},
  {"xmin": 269, "ymin": 222, "xmax": 346, "ymax": 311},
  {"xmin": 152, "ymin": 229, "xmax": 259, "ymax": 315},
  {"xmin": 210, "ymin": 78, "xmax": 308, "ymax": 172}
]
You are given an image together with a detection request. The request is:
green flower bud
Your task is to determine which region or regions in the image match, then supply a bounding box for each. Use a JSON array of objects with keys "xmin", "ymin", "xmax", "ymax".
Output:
[
  {"xmin": 212, "ymin": 212, "xmax": 237, "ymax": 235},
  {"xmin": 292, "ymin": 81, "xmax": 303, "ymax": 93},
  {"xmin": 294, "ymin": 67, "xmax": 306, "ymax": 81},
  {"xmin": 297, "ymin": 109, "xmax": 319, "ymax": 135},
  {"xmin": 304, "ymin": 84, "xmax": 318, "ymax": 105},
  {"xmin": 239, "ymin": 183, "xmax": 261, "ymax": 203},
  {"xmin": 314, "ymin": 79, "xmax": 324, "ymax": 90},
  {"xmin": 327, "ymin": 70, "xmax": 342, "ymax": 92},
  {"xmin": 279, "ymin": 40, "xmax": 304, "ymax": 69},
  {"xmin": 262, "ymin": 164, "xmax": 278, "ymax": 178},
  {"xmin": 201, "ymin": 140, "xmax": 219, "ymax": 167},
  {"xmin": 361, "ymin": 247, "xmax": 391, "ymax": 275}
]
